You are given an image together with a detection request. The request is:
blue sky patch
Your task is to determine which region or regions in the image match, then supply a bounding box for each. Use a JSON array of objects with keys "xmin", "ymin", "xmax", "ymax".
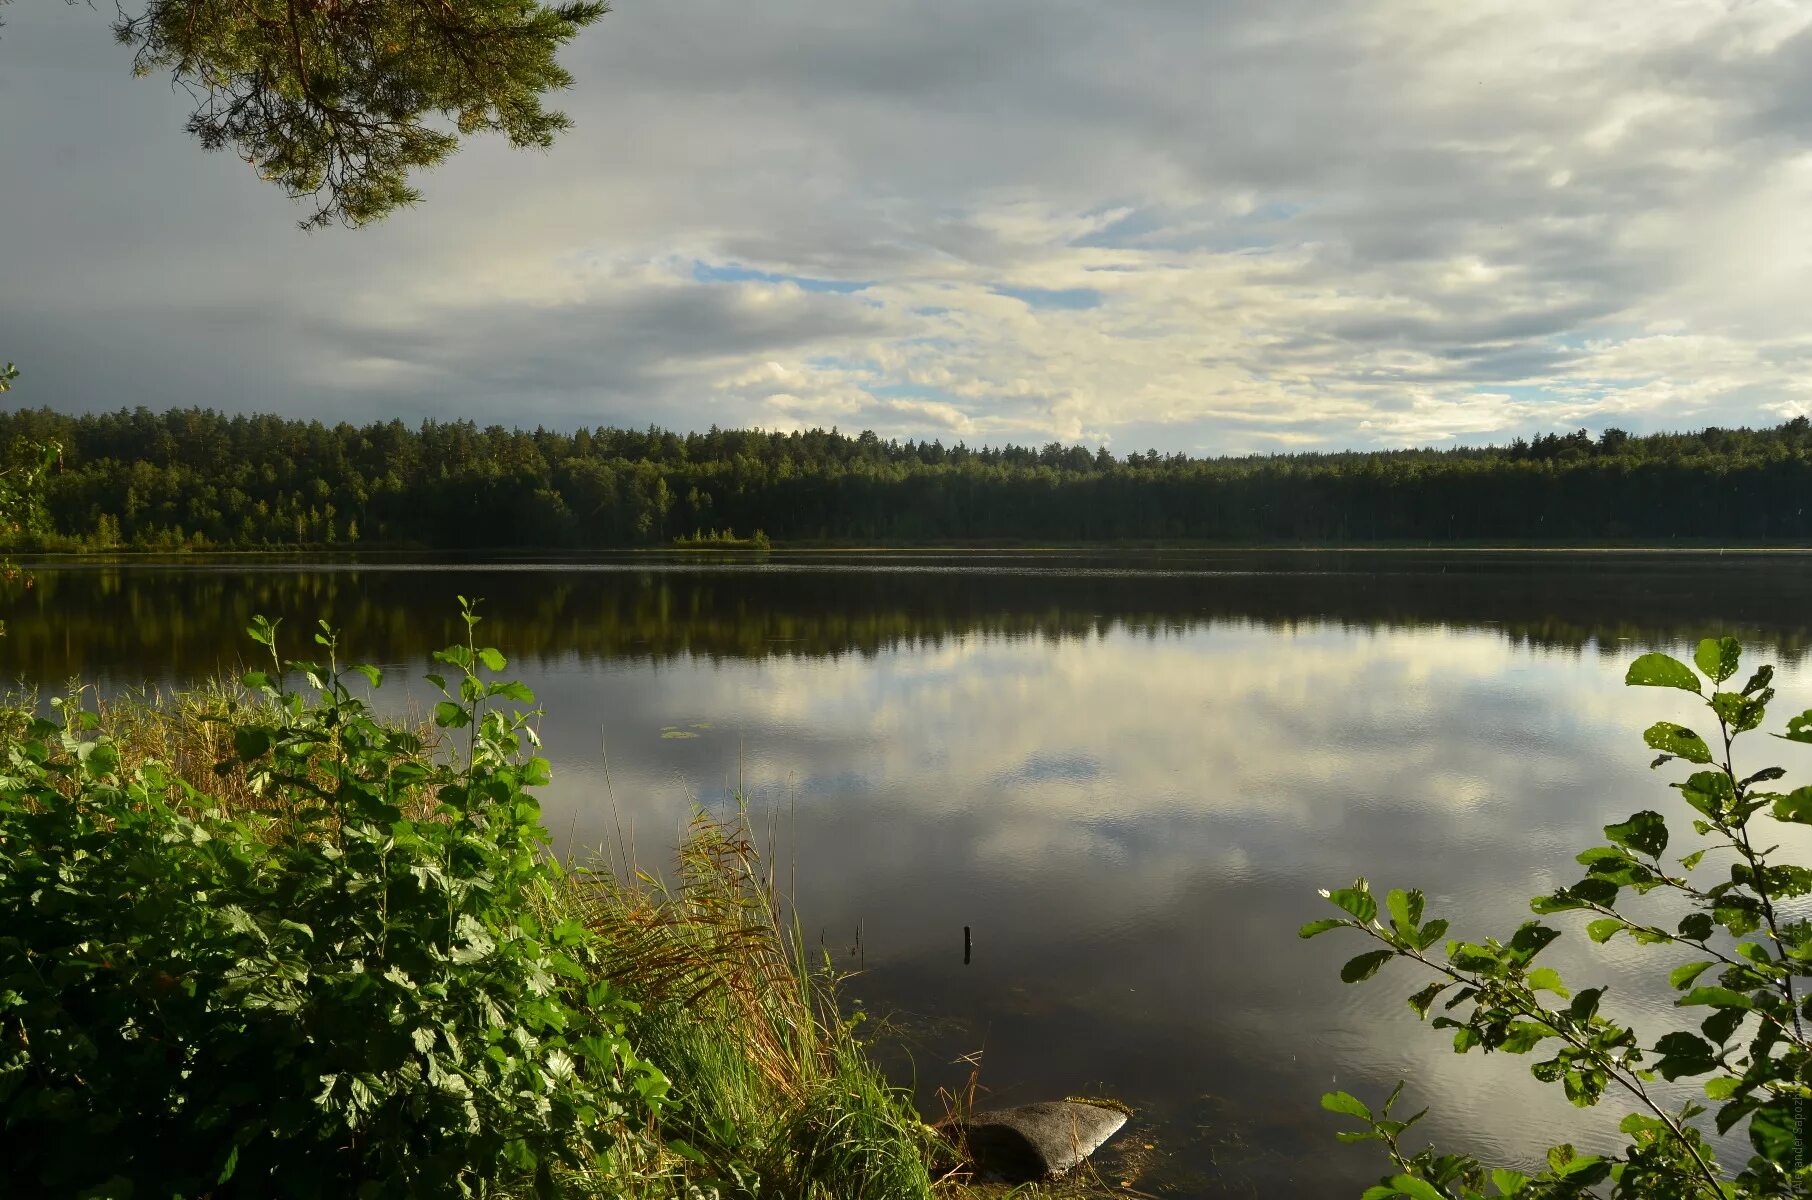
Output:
[
  {"xmin": 992, "ymin": 285, "xmax": 1104, "ymax": 310},
  {"xmin": 692, "ymin": 260, "xmax": 871, "ymax": 294},
  {"xmin": 804, "ymin": 354, "xmax": 875, "ymax": 372},
  {"xmin": 1072, "ymin": 207, "xmax": 1168, "ymax": 249},
  {"xmin": 870, "ymin": 382, "xmax": 958, "ymax": 401}
]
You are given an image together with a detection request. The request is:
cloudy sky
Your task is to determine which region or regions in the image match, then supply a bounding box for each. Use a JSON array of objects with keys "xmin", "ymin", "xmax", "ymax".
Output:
[{"xmin": 4, "ymin": 0, "xmax": 1812, "ymax": 452}]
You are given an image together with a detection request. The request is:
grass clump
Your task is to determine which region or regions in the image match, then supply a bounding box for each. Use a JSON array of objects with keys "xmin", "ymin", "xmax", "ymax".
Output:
[{"xmin": 570, "ymin": 812, "xmax": 945, "ymax": 1198}]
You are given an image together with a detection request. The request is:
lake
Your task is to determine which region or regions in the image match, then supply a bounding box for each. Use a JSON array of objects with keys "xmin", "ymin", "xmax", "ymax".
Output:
[{"xmin": 7, "ymin": 550, "xmax": 1811, "ymax": 1196}]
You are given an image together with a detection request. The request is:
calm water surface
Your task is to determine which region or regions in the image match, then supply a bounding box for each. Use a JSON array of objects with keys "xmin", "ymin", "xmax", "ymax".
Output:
[{"xmin": 9, "ymin": 550, "xmax": 1812, "ymax": 1196}]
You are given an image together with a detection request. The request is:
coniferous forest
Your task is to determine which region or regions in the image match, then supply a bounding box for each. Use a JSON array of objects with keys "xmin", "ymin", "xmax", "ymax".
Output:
[{"xmin": 3, "ymin": 405, "xmax": 1810, "ymax": 549}]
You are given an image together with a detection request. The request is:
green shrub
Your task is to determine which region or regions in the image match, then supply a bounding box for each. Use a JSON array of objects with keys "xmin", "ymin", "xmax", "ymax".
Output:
[
  {"xmin": 0, "ymin": 600, "xmax": 669, "ymax": 1197},
  {"xmin": 1305, "ymin": 637, "xmax": 1809, "ymax": 1198}
]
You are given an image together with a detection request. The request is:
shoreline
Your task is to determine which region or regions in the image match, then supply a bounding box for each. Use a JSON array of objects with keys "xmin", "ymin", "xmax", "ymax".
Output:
[{"xmin": 12, "ymin": 541, "xmax": 1812, "ymax": 567}]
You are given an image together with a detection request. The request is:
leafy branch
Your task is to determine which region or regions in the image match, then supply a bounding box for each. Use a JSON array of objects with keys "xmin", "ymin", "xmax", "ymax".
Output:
[{"xmin": 1306, "ymin": 638, "xmax": 1812, "ymax": 1199}]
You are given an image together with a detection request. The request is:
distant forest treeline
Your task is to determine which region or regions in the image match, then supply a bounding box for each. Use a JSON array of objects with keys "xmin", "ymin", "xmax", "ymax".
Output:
[{"xmin": 2, "ymin": 406, "xmax": 1810, "ymax": 548}]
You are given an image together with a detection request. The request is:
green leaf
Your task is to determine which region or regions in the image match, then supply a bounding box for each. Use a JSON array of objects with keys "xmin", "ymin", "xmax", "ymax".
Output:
[
  {"xmin": 81, "ymin": 741, "xmax": 120, "ymax": 780},
  {"xmin": 1561, "ymin": 1068, "xmax": 1605, "ymax": 1108},
  {"xmin": 1385, "ymin": 1175, "xmax": 1449, "ymax": 1200},
  {"xmin": 1693, "ymin": 637, "xmax": 1740, "ymax": 683},
  {"xmin": 1602, "ymin": 810, "xmax": 1667, "ymax": 858},
  {"xmin": 1781, "ymin": 708, "xmax": 1812, "ymax": 745},
  {"xmin": 477, "ymin": 647, "xmax": 507, "ymax": 672},
  {"xmin": 1298, "ymin": 918, "xmax": 1350, "ymax": 939},
  {"xmin": 1669, "ymin": 961, "xmax": 1714, "ymax": 990},
  {"xmin": 1567, "ymin": 988, "xmax": 1603, "ymax": 1023},
  {"xmin": 1676, "ymin": 986, "xmax": 1753, "ymax": 1010},
  {"xmin": 1320, "ymin": 1090, "xmax": 1372, "ymax": 1121},
  {"xmin": 1498, "ymin": 1021, "xmax": 1550, "ymax": 1053},
  {"xmin": 1406, "ymin": 981, "xmax": 1449, "ymax": 1019},
  {"xmin": 1652, "ymin": 1031, "xmax": 1717, "ymax": 1080},
  {"xmin": 1504, "ymin": 922, "xmax": 1559, "ymax": 964},
  {"xmin": 1643, "ymin": 722, "xmax": 1712, "ymax": 765},
  {"xmin": 1676, "ymin": 771, "xmax": 1734, "ymax": 818},
  {"xmin": 234, "ymin": 726, "xmax": 273, "ymax": 761},
  {"xmin": 1710, "ymin": 690, "xmax": 1768, "ymax": 733},
  {"xmin": 1701, "ymin": 1005, "xmax": 1748, "ymax": 1045},
  {"xmin": 1715, "ymin": 1097, "xmax": 1758, "ymax": 1136},
  {"xmin": 1386, "ymin": 887, "xmax": 1424, "ymax": 936},
  {"xmin": 1619, "ymin": 1112, "xmax": 1669, "ymax": 1137},
  {"xmin": 1490, "ymin": 1168, "xmax": 1530, "ymax": 1195},
  {"xmin": 1324, "ymin": 882, "xmax": 1377, "ymax": 925},
  {"xmin": 1625, "ymin": 653, "xmax": 1701, "ymax": 693},
  {"xmin": 1341, "ymin": 950, "xmax": 1394, "ymax": 983},
  {"xmin": 1586, "ymin": 918, "xmax": 1623, "ymax": 943},
  {"xmin": 1772, "ymin": 786, "xmax": 1812, "ymax": 824},
  {"xmin": 1550, "ymin": 1152, "xmax": 1606, "ymax": 1180},
  {"xmin": 1747, "ymin": 1100, "xmax": 1795, "ymax": 1162},
  {"xmin": 1703, "ymin": 1076, "xmax": 1741, "ymax": 1101},
  {"xmin": 1736, "ymin": 940, "xmax": 1774, "ymax": 966},
  {"xmin": 1526, "ymin": 967, "xmax": 1568, "ymax": 996},
  {"xmin": 432, "ymin": 701, "xmax": 471, "ymax": 729}
]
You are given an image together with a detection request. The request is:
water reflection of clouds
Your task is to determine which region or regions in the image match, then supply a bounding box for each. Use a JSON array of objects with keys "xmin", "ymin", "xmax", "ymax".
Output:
[
  {"xmin": 540, "ymin": 623, "xmax": 1812, "ymax": 888},
  {"xmin": 514, "ymin": 621, "xmax": 1812, "ymax": 1188}
]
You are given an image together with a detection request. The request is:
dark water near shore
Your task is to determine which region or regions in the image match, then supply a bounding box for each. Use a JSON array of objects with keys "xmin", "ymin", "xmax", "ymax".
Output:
[{"xmin": 7, "ymin": 549, "xmax": 1812, "ymax": 1196}]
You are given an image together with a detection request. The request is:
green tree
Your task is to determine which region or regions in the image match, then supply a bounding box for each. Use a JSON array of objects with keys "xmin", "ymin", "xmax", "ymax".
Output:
[
  {"xmin": 2, "ymin": 0, "xmax": 605, "ymax": 228},
  {"xmin": 0, "ymin": 368, "xmax": 60, "ymax": 635},
  {"xmin": 1304, "ymin": 638, "xmax": 1809, "ymax": 1198}
]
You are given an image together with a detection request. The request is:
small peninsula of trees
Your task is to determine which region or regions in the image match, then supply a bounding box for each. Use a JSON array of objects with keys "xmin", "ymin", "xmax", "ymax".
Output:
[{"xmin": 2, "ymin": 407, "xmax": 1811, "ymax": 550}]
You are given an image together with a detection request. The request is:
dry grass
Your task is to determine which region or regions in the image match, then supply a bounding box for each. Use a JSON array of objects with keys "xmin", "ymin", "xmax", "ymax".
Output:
[
  {"xmin": 53, "ymin": 680, "xmax": 442, "ymax": 826},
  {"xmin": 562, "ymin": 809, "xmax": 949, "ymax": 1198}
]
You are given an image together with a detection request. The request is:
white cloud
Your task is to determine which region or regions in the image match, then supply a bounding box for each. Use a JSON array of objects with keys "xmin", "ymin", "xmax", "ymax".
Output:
[{"xmin": 5, "ymin": 0, "xmax": 1812, "ymax": 448}]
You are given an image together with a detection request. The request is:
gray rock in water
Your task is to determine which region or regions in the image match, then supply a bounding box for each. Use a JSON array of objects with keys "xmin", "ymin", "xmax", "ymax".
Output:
[{"xmin": 950, "ymin": 1099, "xmax": 1129, "ymax": 1181}]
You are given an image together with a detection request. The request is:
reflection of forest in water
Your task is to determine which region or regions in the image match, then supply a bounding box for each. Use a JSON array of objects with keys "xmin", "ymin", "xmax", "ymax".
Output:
[{"xmin": 3, "ymin": 551, "xmax": 1811, "ymax": 682}]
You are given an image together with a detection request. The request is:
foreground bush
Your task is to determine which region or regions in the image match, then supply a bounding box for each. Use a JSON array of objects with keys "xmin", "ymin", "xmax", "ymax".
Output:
[
  {"xmin": 1305, "ymin": 637, "xmax": 1809, "ymax": 1198},
  {"xmin": 0, "ymin": 604, "xmax": 669, "ymax": 1197}
]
